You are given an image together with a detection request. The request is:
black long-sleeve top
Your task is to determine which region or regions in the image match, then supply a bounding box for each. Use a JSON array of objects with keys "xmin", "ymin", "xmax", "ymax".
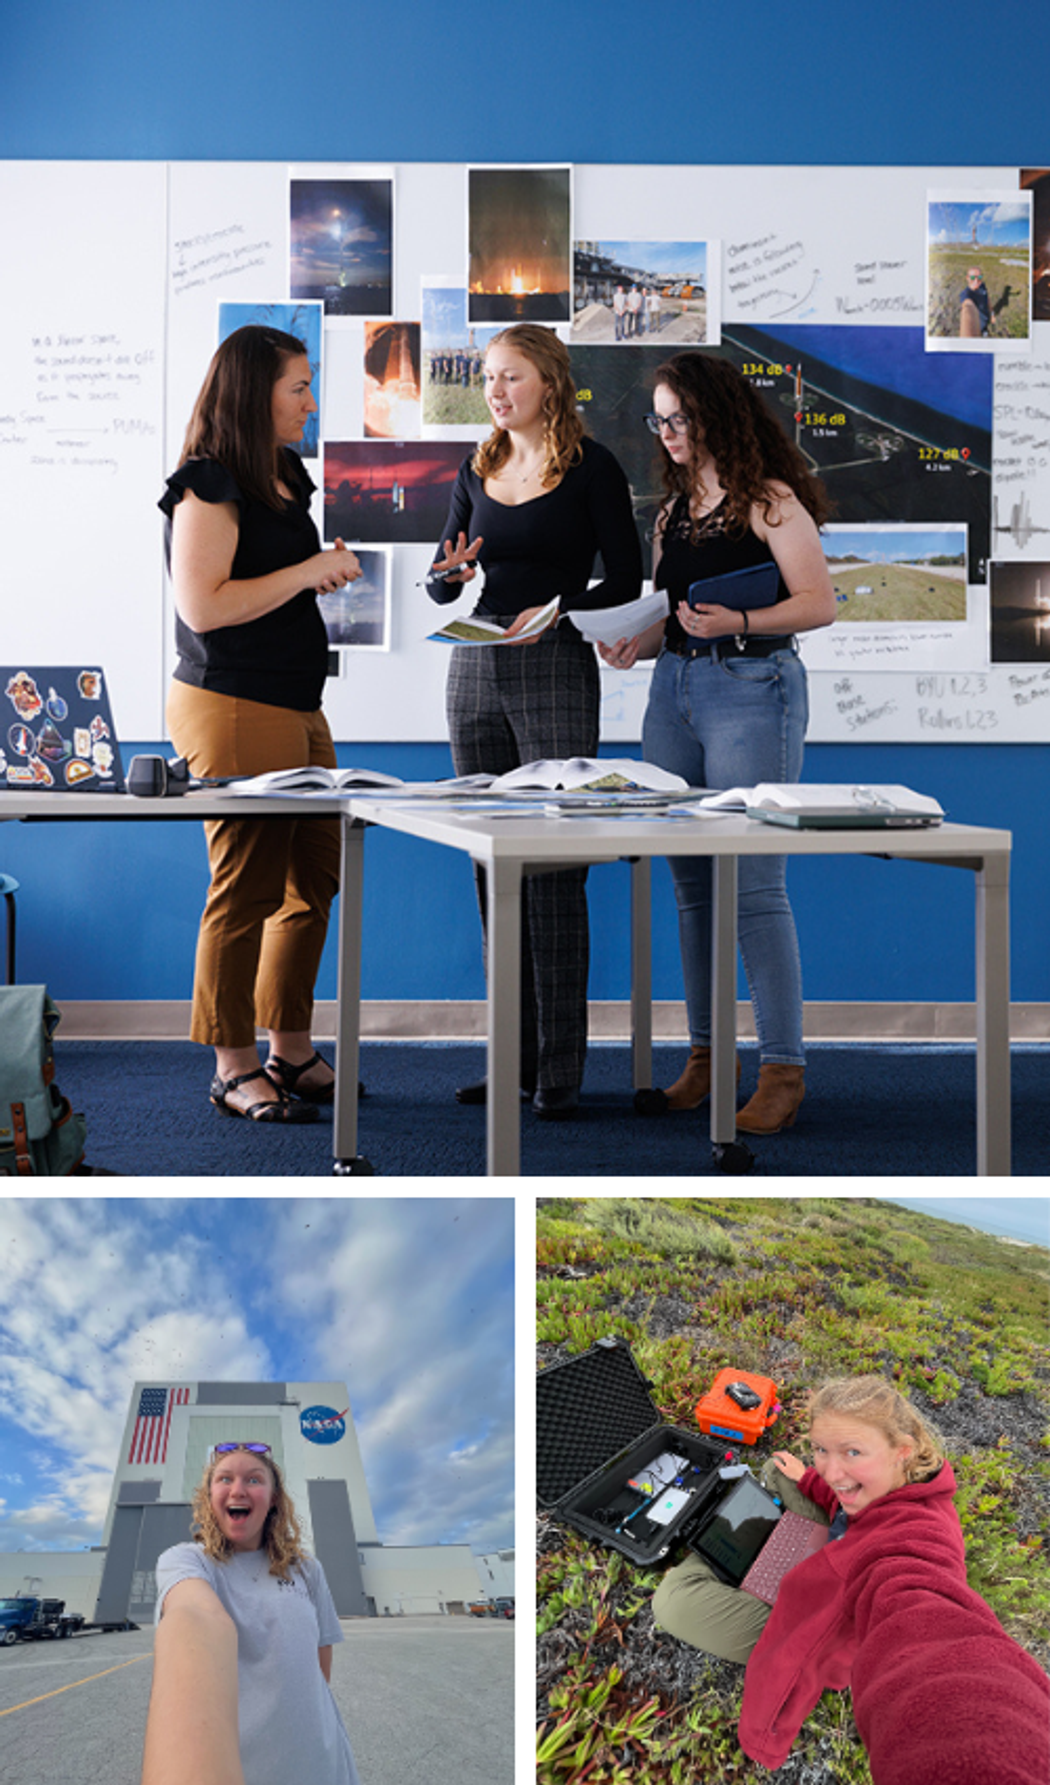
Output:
[{"xmin": 427, "ymin": 437, "xmax": 642, "ymax": 617}]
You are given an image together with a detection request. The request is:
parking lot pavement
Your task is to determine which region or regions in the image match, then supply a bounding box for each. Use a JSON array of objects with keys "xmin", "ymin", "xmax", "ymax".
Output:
[{"xmin": 0, "ymin": 1614, "xmax": 514, "ymax": 1785}]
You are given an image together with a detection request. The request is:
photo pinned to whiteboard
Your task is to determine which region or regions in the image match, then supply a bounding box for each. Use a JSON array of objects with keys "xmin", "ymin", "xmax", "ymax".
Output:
[
  {"xmin": 289, "ymin": 165, "xmax": 394, "ymax": 321},
  {"xmin": 571, "ymin": 240, "xmax": 721, "ymax": 347},
  {"xmin": 467, "ymin": 164, "xmax": 573, "ymax": 325},
  {"xmin": 925, "ymin": 189, "xmax": 1032, "ymax": 353},
  {"xmin": 420, "ymin": 278, "xmax": 501, "ymax": 438},
  {"xmin": 319, "ymin": 547, "xmax": 391, "ymax": 654},
  {"xmin": 989, "ymin": 561, "xmax": 1050, "ymax": 664},
  {"xmin": 363, "ymin": 321, "xmax": 421, "ymax": 440},
  {"xmin": 218, "ymin": 300, "xmax": 323, "ymax": 458},
  {"xmin": 323, "ymin": 441, "xmax": 464, "ymax": 545},
  {"xmin": 800, "ymin": 523, "xmax": 979, "ymax": 673},
  {"xmin": 1020, "ymin": 169, "xmax": 1050, "ymax": 321}
]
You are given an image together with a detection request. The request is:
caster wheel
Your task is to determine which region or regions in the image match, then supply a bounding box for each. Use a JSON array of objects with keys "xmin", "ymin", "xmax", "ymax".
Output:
[
  {"xmin": 634, "ymin": 1086, "xmax": 668, "ymax": 1117},
  {"xmin": 712, "ymin": 1140, "xmax": 755, "ymax": 1174},
  {"xmin": 333, "ymin": 1157, "xmax": 375, "ymax": 1176}
]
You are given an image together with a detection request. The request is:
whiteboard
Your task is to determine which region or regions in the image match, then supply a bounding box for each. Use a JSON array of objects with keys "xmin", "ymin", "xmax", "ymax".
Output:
[{"xmin": 1, "ymin": 160, "xmax": 1047, "ymax": 741}]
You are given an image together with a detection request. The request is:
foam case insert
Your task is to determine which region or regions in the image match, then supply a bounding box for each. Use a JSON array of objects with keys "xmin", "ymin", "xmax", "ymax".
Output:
[{"xmin": 537, "ymin": 1336, "xmax": 731, "ymax": 1564}]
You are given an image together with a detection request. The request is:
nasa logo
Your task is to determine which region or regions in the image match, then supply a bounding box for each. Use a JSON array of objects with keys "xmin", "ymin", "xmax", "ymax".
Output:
[{"xmin": 300, "ymin": 1404, "xmax": 347, "ymax": 1445}]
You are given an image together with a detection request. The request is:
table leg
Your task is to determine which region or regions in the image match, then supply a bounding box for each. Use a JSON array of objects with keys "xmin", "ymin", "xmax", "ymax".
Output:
[
  {"xmin": 333, "ymin": 817, "xmax": 366, "ymax": 1171},
  {"xmin": 710, "ymin": 855, "xmax": 738, "ymax": 1145},
  {"xmin": 975, "ymin": 851, "xmax": 1011, "ymax": 1177},
  {"xmin": 629, "ymin": 858, "xmax": 652, "ymax": 1089},
  {"xmin": 486, "ymin": 856, "xmax": 522, "ymax": 1178}
]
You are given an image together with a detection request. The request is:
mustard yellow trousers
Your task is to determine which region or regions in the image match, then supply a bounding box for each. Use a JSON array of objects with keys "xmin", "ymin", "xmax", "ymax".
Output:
[{"xmin": 167, "ymin": 681, "xmax": 340, "ymax": 1048}]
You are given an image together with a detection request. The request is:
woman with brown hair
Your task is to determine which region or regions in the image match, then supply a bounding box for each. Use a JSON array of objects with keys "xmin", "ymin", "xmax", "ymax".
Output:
[
  {"xmin": 161, "ymin": 325, "xmax": 362, "ymax": 1124},
  {"xmin": 144, "ymin": 1444, "xmax": 361, "ymax": 1785},
  {"xmin": 428, "ymin": 323, "xmax": 642, "ymax": 1116},
  {"xmin": 601, "ymin": 352, "xmax": 836, "ymax": 1135}
]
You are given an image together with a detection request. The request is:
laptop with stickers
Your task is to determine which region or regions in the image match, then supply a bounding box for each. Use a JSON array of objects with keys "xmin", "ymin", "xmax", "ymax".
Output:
[{"xmin": 1, "ymin": 668, "xmax": 125, "ymax": 793}]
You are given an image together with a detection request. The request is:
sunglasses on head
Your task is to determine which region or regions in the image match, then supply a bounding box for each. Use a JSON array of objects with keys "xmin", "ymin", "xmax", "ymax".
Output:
[{"xmin": 212, "ymin": 1442, "xmax": 272, "ymax": 1457}]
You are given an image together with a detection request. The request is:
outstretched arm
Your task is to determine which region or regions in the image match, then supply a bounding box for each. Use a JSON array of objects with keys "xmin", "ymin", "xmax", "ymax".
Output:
[{"xmin": 142, "ymin": 1579, "xmax": 244, "ymax": 1785}]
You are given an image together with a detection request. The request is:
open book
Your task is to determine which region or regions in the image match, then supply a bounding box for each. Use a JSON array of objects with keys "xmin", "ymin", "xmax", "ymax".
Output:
[
  {"xmin": 224, "ymin": 765, "xmax": 404, "ymax": 796},
  {"xmin": 489, "ymin": 757, "xmax": 690, "ymax": 795},
  {"xmin": 690, "ymin": 783, "xmax": 944, "ymax": 827},
  {"xmin": 427, "ymin": 598, "xmax": 560, "ymax": 645}
]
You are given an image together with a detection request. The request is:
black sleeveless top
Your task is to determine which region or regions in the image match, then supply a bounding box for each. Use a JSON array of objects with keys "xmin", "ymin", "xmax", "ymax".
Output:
[
  {"xmin": 655, "ymin": 493, "xmax": 792, "ymax": 652},
  {"xmin": 160, "ymin": 452, "xmax": 328, "ymax": 712}
]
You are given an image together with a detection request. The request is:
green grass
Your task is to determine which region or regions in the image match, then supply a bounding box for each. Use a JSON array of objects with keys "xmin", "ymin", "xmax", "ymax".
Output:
[
  {"xmin": 536, "ymin": 1196, "xmax": 1050, "ymax": 1785},
  {"xmin": 829, "ymin": 562, "xmax": 967, "ymax": 623},
  {"xmin": 928, "ymin": 244, "xmax": 1031, "ymax": 339}
]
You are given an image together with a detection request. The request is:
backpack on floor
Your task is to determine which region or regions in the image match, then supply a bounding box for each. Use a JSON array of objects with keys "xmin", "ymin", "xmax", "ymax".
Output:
[{"xmin": 0, "ymin": 985, "xmax": 87, "ymax": 1175}]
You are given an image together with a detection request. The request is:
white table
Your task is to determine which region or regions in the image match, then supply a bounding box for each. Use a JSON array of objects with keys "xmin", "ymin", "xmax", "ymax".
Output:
[
  {"xmin": 0, "ymin": 788, "xmax": 371, "ymax": 1173},
  {"xmin": 349, "ymin": 798, "xmax": 1012, "ymax": 1179}
]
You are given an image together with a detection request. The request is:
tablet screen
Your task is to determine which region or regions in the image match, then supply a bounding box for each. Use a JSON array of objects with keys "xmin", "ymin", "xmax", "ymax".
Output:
[{"xmin": 690, "ymin": 1474, "xmax": 782, "ymax": 1584}]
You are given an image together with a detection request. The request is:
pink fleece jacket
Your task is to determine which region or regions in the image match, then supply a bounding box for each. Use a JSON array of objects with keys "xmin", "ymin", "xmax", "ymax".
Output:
[{"xmin": 737, "ymin": 1463, "xmax": 1050, "ymax": 1782}]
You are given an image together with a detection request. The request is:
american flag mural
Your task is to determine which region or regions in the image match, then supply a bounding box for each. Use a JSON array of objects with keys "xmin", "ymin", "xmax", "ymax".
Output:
[{"xmin": 128, "ymin": 1385, "xmax": 189, "ymax": 1465}]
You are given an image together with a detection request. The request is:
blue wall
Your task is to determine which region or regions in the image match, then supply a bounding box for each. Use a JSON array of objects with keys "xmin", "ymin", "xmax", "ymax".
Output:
[{"xmin": 2, "ymin": 1, "xmax": 1048, "ymax": 1008}]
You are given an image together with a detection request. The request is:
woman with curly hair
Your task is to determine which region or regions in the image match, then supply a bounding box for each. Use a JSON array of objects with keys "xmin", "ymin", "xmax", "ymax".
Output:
[
  {"xmin": 143, "ymin": 1444, "xmax": 361, "ymax": 1785},
  {"xmin": 428, "ymin": 324, "xmax": 642, "ymax": 1117},
  {"xmin": 601, "ymin": 352, "xmax": 835, "ymax": 1135}
]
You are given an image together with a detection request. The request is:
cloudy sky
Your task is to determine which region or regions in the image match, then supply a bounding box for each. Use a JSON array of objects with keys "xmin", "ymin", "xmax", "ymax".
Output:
[{"xmin": 0, "ymin": 1196, "xmax": 513, "ymax": 1557}]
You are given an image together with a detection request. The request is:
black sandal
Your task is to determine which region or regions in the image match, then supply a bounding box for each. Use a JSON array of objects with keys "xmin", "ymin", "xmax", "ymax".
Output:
[
  {"xmin": 266, "ymin": 1050, "xmax": 338, "ymax": 1105},
  {"xmin": 211, "ymin": 1067, "xmax": 319, "ymax": 1124}
]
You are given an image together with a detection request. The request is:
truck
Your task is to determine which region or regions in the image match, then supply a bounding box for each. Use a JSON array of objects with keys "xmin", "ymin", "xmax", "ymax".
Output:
[
  {"xmin": 0, "ymin": 1586, "xmax": 131, "ymax": 1644},
  {"xmin": 0, "ymin": 1595, "xmax": 84, "ymax": 1644}
]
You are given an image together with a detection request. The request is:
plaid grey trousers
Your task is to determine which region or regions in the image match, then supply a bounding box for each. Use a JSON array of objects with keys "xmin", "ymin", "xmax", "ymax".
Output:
[{"xmin": 446, "ymin": 621, "xmax": 599, "ymax": 1091}]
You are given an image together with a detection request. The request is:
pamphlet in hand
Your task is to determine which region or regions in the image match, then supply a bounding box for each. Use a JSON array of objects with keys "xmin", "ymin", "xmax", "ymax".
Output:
[
  {"xmin": 222, "ymin": 765, "xmax": 404, "ymax": 797},
  {"xmin": 427, "ymin": 598, "xmax": 560, "ymax": 645},
  {"xmin": 686, "ymin": 783, "xmax": 944, "ymax": 828},
  {"xmin": 568, "ymin": 588, "xmax": 670, "ymax": 647}
]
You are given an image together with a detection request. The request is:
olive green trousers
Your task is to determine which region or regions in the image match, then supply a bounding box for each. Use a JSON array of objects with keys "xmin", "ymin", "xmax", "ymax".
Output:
[{"xmin": 651, "ymin": 1461, "xmax": 830, "ymax": 1663}]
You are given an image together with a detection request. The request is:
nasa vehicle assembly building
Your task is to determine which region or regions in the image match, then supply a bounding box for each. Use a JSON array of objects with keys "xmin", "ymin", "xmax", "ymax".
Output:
[{"xmin": 0, "ymin": 1381, "xmax": 511, "ymax": 1620}]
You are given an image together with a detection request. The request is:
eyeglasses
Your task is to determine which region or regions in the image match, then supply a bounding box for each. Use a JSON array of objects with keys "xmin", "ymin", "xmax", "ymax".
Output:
[
  {"xmin": 644, "ymin": 411, "xmax": 690, "ymax": 437},
  {"xmin": 212, "ymin": 1443, "xmax": 272, "ymax": 1457}
]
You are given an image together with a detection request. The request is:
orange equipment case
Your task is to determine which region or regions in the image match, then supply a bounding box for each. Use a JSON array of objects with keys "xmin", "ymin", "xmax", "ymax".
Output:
[{"xmin": 695, "ymin": 1369, "xmax": 780, "ymax": 1446}]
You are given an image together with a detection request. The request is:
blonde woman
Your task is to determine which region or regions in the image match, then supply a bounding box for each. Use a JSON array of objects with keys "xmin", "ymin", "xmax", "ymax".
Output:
[
  {"xmin": 653, "ymin": 1376, "xmax": 1049, "ymax": 1782},
  {"xmin": 142, "ymin": 1443, "xmax": 361, "ymax": 1785},
  {"xmin": 428, "ymin": 323, "xmax": 642, "ymax": 1116}
]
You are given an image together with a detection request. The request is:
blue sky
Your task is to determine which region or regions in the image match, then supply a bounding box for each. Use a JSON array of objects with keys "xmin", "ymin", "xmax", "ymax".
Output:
[
  {"xmin": 0, "ymin": 1197, "xmax": 513, "ymax": 1557},
  {"xmin": 877, "ymin": 1197, "xmax": 1048, "ymax": 1248},
  {"xmin": 824, "ymin": 526, "xmax": 967, "ymax": 561},
  {"xmin": 589, "ymin": 240, "xmax": 707, "ymax": 280},
  {"xmin": 928, "ymin": 201, "xmax": 1030, "ymax": 248}
]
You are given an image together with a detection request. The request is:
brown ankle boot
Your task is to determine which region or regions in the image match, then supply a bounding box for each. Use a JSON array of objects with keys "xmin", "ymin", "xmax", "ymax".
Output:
[
  {"xmin": 634, "ymin": 1047, "xmax": 740, "ymax": 1116},
  {"xmin": 735, "ymin": 1063, "xmax": 805, "ymax": 1135}
]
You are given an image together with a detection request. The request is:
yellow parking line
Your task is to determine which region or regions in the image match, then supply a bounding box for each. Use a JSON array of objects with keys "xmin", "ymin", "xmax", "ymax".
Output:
[{"xmin": 0, "ymin": 1653, "xmax": 151, "ymax": 1717}]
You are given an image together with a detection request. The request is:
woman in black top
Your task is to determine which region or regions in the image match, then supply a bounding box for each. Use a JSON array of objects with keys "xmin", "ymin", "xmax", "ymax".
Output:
[
  {"xmin": 161, "ymin": 326, "xmax": 362, "ymax": 1122},
  {"xmin": 428, "ymin": 324, "xmax": 642, "ymax": 1116},
  {"xmin": 602, "ymin": 354, "xmax": 835, "ymax": 1135}
]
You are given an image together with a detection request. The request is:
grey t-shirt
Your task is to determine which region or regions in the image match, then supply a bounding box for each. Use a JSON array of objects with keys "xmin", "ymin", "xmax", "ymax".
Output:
[{"xmin": 156, "ymin": 1542, "xmax": 361, "ymax": 1785}]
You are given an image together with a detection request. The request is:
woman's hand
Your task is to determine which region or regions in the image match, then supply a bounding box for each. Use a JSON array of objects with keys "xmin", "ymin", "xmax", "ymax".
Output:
[
  {"xmin": 771, "ymin": 1449, "xmax": 807, "ymax": 1482},
  {"xmin": 502, "ymin": 603, "xmax": 558, "ymax": 644},
  {"xmin": 313, "ymin": 539, "xmax": 362, "ymax": 594},
  {"xmin": 675, "ymin": 600, "xmax": 741, "ymax": 640},
  {"xmin": 598, "ymin": 635, "xmax": 644, "ymax": 670},
  {"xmin": 597, "ymin": 616, "xmax": 665, "ymax": 668},
  {"xmin": 431, "ymin": 531, "xmax": 483, "ymax": 584}
]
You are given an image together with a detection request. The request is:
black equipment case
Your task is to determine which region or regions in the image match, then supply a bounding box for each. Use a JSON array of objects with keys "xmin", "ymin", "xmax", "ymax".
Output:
[{"xmin": 537, "ymin": 1337, "xmax": 736, "ymax": 1565}]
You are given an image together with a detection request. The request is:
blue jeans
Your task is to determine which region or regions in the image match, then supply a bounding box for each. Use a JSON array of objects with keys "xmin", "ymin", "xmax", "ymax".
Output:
[{"xmin": 642, "ymin": 646, "xmax": 808, "ymax": 1065}]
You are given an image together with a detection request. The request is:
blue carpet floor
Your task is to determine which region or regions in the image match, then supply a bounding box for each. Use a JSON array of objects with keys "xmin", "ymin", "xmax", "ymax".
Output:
[{"xmin": 58, "ymin": 1041, "xmax": 1047, "ymax": 1177}]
